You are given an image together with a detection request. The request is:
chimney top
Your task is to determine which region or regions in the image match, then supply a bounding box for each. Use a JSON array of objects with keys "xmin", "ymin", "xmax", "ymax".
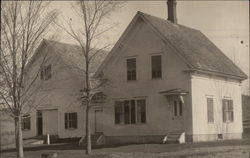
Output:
[{"xmin": 167, "ymin": 0, "xmax": 177, "ymax": 24}]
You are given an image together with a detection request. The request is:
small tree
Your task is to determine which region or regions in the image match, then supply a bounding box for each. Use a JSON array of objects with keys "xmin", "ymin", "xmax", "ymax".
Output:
[
  {"xmin": 0, "ymin": 1, "xmax": 58, "ymax": 157},
  {"xmin": 58, "ymin": 0, "xmax": 122, "ymax": 154}
]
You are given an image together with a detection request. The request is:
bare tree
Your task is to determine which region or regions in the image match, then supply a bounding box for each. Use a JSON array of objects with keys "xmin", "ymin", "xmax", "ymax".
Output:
[
  {"xmin": 0, "ymin": 1, "xmax": 58, "ymax": 157},
  {"xmin": 57, "ymin": 1, "xmax": 122, "ymax": 154}
]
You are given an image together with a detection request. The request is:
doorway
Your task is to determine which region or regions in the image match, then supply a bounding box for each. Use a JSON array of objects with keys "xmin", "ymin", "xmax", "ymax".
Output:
[
  {"xmin": 37, "ymin": 111, "xmax": 43, "ymax": 136},
  {"xmin": 95, "ymin": 110, "xmax": 103, "ymax": 133}
]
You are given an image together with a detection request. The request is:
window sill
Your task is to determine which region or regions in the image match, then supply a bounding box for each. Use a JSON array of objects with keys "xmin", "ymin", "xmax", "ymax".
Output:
[
  {"xmin": 114, "ymin": 123, "xmax": 147, "ymax": 126},
  {"xmin": 223, "ymin": 121, "xmax": 233, "ymax": 124},
  {"xmin": 172, "ymin": 116, "xmax": 182, "ymax": 119},
  {"xmin": 207, "ymin": 122, "xmax": 214, "ymax": 124},
  {"xmin": 151, "ymin": 77, "xmax": 163, "ymax": 80},
  {"xmin": 22, "ymin": 129, "xmax": 31, "ymax": 131},
  {"xmin": 65, "ymin": 128, "xmax": 77, "ymax": 130},
  {"xmin": 127, "ymin": 80, "xmax": 137, "ymax": 82}
]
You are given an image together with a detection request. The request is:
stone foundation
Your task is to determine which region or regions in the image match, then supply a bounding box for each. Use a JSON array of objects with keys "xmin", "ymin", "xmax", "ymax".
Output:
[
  {"xmin": 186, "ymin": 133, "xmax": 242, "ymax": 142},
  {"xmin": 104, "ymin": 135, "xmax": 165, "ymax": 145}
]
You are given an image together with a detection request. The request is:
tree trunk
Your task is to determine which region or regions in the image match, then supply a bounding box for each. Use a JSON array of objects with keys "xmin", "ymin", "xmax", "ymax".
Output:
[
  {"xmin": 85, "ymin": 103, "xmax": 92, "ymax": 154},
  {"xmin": 15, "ymin": 115, "xmax": 24, "ymax": 158}
]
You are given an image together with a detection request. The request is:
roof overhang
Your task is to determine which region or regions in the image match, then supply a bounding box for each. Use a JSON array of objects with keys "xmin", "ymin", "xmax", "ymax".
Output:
[
  {"xmin": 159, "ymin": 88, "xmax": 188, "ymax": 96},
  {"xmin": 184, "ymin": 68, "xmax": 248, "ymax": 81}
]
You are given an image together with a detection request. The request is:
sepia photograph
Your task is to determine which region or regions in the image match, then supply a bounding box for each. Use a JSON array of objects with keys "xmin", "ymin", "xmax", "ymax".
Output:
[{"xmin": 0, "ymin": 0, "xmax": 249, "ymax": 158}]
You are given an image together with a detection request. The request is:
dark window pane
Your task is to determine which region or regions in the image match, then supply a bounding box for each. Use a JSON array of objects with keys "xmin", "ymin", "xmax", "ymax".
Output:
[
  {"xmin": 131, "ymin": 100, "xmax": 136, "ymax": 124},
  {"xmin": 65, "ymin": 112, "xmax": 77, "ymax": 129},
  {"xmin": 127, "ymin": 58, "xmax": 136, "ymax": 81},
  {"xmin": 222, "ymin": 100, "xmax": 226, "ymax": 122},
  {"xmin": 65, "ymin": 113, "xmax": 68, "ymax": 129},
  {"xmin": 22, "ymin": 115, "xmax": 31, "ymax": 130},
  {"xmin": 124, "ymin": 100, "xmax": 130, "ymax": 124},
  {"xmin": 179, "ymin": 101, "xmax": 183, "ymax": 116},
  {"xmin": 151, "ymin": 55, "xmax": 162, "ymax": 79},
  {"xmin": 222, "ymin": 99, "xmax": 234, "ymax": 122},
  {"xmin": 114, "ymin": 101, "xmax": 121, "ymax": 124},
  {"xmin": 207, "ymin": 98, "xmax": 214, "ymax": 123},
  {"xmin": 40, "ymin": 67, "xmax": 44, "ymax": 80},
  {"xmin": 137, "ymin": 99, "xmax": 146, "ymax": 123},
  {"xmin": 174, "ymin": 101, "xmax": 178, "ymax": 116},
  {"xmin": 47, "ymin": 65, "xmax": 52, "ymax": 79}
]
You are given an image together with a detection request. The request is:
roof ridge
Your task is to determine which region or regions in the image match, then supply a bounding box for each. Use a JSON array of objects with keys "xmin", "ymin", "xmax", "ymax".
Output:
[
  {"xmin": 138, "ymin": 11, "xmax": 200, "ymax": 32},
  {"xmin": 44, "ymin": 39, "xmax": 81, "ymax": 49}
]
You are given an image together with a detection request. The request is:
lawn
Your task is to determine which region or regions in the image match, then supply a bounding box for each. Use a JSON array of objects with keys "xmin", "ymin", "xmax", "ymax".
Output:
[{"xmin": 1, "ymin": 139, "xmax": 250, "ymax": 158}]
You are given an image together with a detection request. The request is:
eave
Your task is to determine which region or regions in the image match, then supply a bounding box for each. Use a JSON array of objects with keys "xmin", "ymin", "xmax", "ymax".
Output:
[{"xmin": 184, "ymin": 68, "xmax": 248, "ymax": 81}]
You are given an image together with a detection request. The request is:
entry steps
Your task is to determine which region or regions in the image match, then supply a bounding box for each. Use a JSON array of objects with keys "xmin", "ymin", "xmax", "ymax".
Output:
[
  {"xmin": 79, "ymin": 132, "xmax": 104, "ymax": 146},
  {"xmin": 24, "ymin": 135, "xmax": 59, "ymax": 145},
  {"xmin": 163, "ymin": 131, "xmax": 185, "ymax": 144}
]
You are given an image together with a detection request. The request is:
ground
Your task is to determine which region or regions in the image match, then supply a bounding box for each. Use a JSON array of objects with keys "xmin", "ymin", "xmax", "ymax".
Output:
[{"xmin": 1, "ymin": 139, "xmax": 250, "ymax": 158}]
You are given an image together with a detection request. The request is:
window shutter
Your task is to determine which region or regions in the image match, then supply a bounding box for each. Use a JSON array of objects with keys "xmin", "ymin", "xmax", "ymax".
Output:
[
  {"xmin": 140, "ymin": 100, "xmax": 146, "ymax": 123},
  {"xmin": 74, "ymin": 113, "xmax": 77, "ymax": 128},
  {"xmin": 137, "ymin": 99, "xmax": 146, "ymax": 123},
  {"xmin": 179, "ymin": 101, "xmax": 183, "ymax": 116},
  {"xmin": 65, "ymin": 113, "xmax": 68, "ymax": 129},
  {"xmin": 174, "ymin": 101, "xmax": 178, "ymax": 116},
  {"xmin": 124, "ymin": 100, "xmax": 130, "ymax": 124},
  {"xmin": 48, "ymin": 65, "xmax": 52, "ymax": 79},
  {"xmin": 229, "ymin": 100, "xmax": 234, "ymax": 122},
  {"xmin": 130, "ymin": 100, "xmax": 136, "ymax": 124},
  {"xmin": 114, "ymin": 101, "xmax": 121, "ymax": 124},
  {"xmin": 40, "ymin": 67, "xmax": 44, "ymax": 80},
  {"xmin": 222, "ymin": 99, "xmax": 226, "ymax": 122},
  {"xmin": 27, "ymin": 117, "xmax": 31, "ymax": 130}
]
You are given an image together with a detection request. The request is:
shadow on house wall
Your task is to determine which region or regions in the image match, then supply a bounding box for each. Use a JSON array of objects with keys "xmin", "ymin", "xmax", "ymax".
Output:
[
  {"xmin": 0, "ymin": 110, "xmax": 15, "ymax": 150},
  {"xmin": 242, "ymin": 95, "xmax": 250, "ymax": 136}
]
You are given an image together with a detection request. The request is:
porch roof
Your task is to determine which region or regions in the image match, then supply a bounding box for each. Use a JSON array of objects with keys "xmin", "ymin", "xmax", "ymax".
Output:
[{"xmin": 159, "ymin": 88, "xmax": 188, "ymax": 96}]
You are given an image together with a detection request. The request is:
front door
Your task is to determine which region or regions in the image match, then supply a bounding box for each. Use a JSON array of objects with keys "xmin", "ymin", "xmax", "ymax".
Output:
[
  {"xmin": 37, "ymin": 111, "xmax": 43, "ymax": 135},
  {"xmin": 95, "ymin": 110, "xmax": 103, "ymax": 133},
  {"xmin": 171, "ymin": 96, "xmax": 184, "ymax": 131},
  {"xmin": 43, "ymin": 109, "xmax": 58, "ymax": 135}
]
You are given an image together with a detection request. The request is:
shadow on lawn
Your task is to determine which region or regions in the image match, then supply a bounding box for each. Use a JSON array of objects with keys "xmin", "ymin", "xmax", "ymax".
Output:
[
  {"xmin": 2, "ymin": 139, "xmax": 250, "ymax": 154},
  {"xmin": 1, "ymin": 142, "xmax": 145, "ymax": 153}
]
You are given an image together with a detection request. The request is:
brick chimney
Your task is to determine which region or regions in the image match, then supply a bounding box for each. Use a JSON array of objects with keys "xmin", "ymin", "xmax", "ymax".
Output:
[{"xmin": 167, "ymin": 0, "xmax": 177, "ymax": 24}]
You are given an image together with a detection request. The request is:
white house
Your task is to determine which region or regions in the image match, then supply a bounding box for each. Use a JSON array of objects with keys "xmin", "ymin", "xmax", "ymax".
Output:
[
  {"xmin": 22, "ymin": 39, "xmax": 107, "ymax": 140},
  {"xmin": 23, "ymin": 0, "xmax": 247, "ymax": 144},
  {"xmin": 95, "ymin": 0, "xmax": 248, "ymax": 143}
]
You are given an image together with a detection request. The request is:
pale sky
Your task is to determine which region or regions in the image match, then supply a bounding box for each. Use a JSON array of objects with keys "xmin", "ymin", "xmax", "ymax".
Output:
[{"xmin": 49, "ymin": 1, "xmax": 249, "ymax": 94}]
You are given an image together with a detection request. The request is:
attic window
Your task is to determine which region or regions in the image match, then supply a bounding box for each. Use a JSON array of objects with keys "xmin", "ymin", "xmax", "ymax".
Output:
[{"xmin": 41, "ymin": 65, "xmax": 52, "ymax": 80}]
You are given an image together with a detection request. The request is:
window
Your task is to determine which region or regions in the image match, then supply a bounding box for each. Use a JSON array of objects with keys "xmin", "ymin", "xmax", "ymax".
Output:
[
  {"xmin": 127, "ymin": 58, "xmax": 136, "ymax": 81},
  {"xmin": 173, "ymin": 100, "xmax": 182, "ymax": 117},
  {"xmin": 222, "ymin": 99, "xmax": 233, "ymax": 123},
  {"xmin": 65, "ymin": 112, "xmax": 77, "ymax": 129},
  {"xmin": 41, "ymin": 65, "xmax": 52, "ymax": 80},
  {"xmin": 151, "ymin": 55, "xmax": 162, "ymax": 79},
  {"xmin": 207, "ymin": 97, "xmax": 214, "ymax": 123},
  {"xmin": 22, "ymin": 115, "xmax": 31, "ymax": 130},
  {"xmin": 114, "ymin": 99, "xmax": 146, "ymax": 124}
]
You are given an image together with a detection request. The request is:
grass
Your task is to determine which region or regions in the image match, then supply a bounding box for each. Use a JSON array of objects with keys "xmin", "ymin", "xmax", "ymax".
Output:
[{"xmin": 1, "ymin": 139, "xmax": 250, "ymax": 158}]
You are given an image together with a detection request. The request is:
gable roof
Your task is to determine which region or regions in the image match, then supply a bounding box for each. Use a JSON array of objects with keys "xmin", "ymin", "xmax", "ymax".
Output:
[
  {"xmin": 27, "ymin": 39, "xmax": 108, "ymax": 76},
  {"xmin": 96, "ymin": 11, "xmax": 247, "ymax": 80}
]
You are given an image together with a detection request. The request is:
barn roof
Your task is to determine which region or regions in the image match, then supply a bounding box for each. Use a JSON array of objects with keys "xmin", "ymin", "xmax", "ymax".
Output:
[
  {"xmin": 96, "ymin": 11, "xmax": 247, "ymax": 80},
  {"xmin": 45, "ymin": 40, "xmax": 108, "ymax": 74},
  {"xmin": 27, "ymin": 39, "xmax": 108, "ymax": 77}
]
